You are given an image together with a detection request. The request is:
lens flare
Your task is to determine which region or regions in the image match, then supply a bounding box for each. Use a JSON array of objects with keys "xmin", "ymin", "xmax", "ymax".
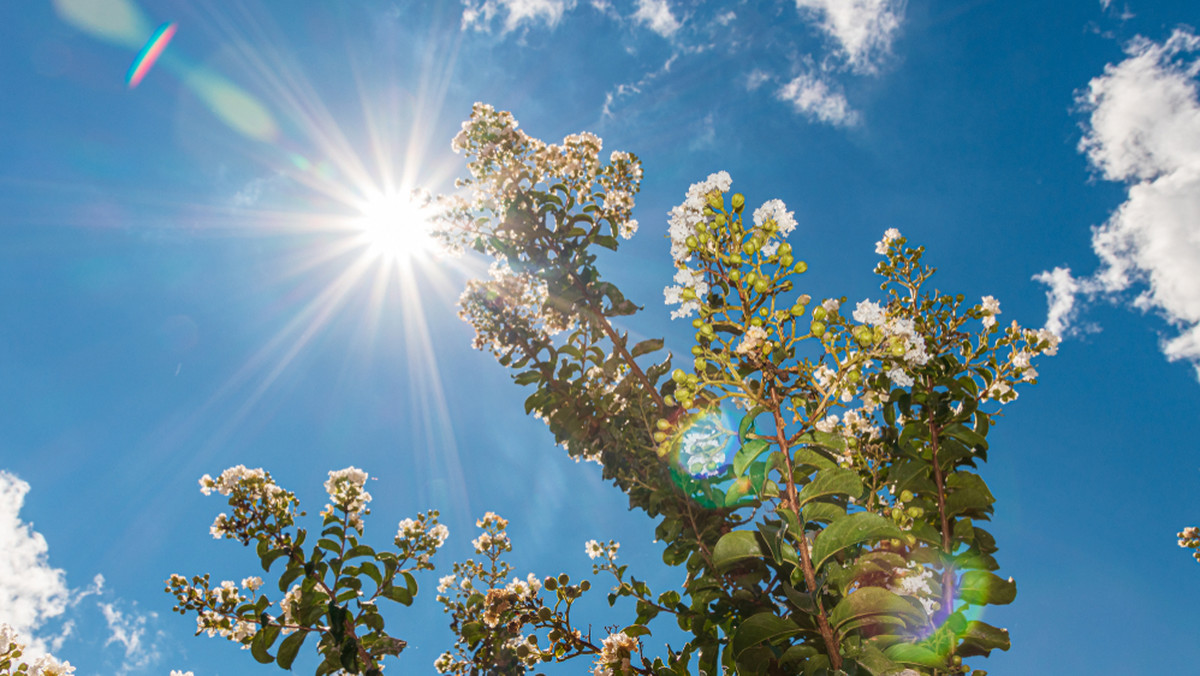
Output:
[{"xmin": 126, "ymin": 21, "xmax": 175, "ymax": 88}]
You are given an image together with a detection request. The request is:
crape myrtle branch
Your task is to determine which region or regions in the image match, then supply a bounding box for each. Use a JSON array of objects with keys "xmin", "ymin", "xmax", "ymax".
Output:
[
  {"xmin": 167, "ymin": 466, "xmax": 445, "ymax": 674},
  {"xmin": 436, "ymin": 103, "xmax": 1058, "ymax": 675}
]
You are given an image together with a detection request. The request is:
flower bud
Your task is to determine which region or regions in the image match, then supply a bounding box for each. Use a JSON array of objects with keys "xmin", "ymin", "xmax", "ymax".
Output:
[
  {"xmin": 731, "ymin": 193, "xmax": 745, "ymax": 211},
  {"xmin": 707, "ymin": 192, "xmax": 724, "ymax": 210},
  {"xmin": 810, "ymin": 321, "xmax": 826, "ymax": 337},
  {"xmin": 656, "ymin": 418, "xmax": 671, "ymax": 430},
  {"xmin": 813, "ymin": 307, "xmax": 827, "ymax": 321},
  {"xmin": 900, "ymin": 490, "xmax": 914, "ymax": 502},
  {"xmin": 754, "ymin": 279, "xmax": 769, "ymax": 293},
  {"xmin": 686, "ymin": 235, "xmax": 698, "ymax": 249},
  {"xmin": 780, "ymin": 255, "xmax": 794, "ymax": 268},
  {"xmin": 790, "ymin": 304, "xmax": 806, "ymax": 317},
  {"xmin": 672, "ymin": 369, "xmax": 686, "ymax": 382}
]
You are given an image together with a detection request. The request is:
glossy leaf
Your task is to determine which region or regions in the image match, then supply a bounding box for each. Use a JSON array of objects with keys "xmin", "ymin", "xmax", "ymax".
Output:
[
  {"xmin": 796, "ymin": 467, "xmax": 862, "ymax": 508},
  {"xmin": 958, "ymin": 570, "xmax": 1017, "ymax": 605},
  {"xmin": 733, "ymin": 440, "xmax": 770, "ymax": 478},
  {"xmin": 712, "ymin": 530, "xmax": 764, "ymax": 570},
  {"xmin": 956, "ymin": 620, "xmax": 1011, "ymax": 657},
  {"xmin": 829, "ymin": 586, "xmax": 926, "ymax": 632},
  {"xmin": 277, "ymin": 630, "xmax": 306, "ymax": 669},
  {"xmin": 730, "ymin": 612, "xmax": 802, "ymax": 659},
  {"xmin": 811, "ymin": 512, "xmax": 902, "ymax": 572}
]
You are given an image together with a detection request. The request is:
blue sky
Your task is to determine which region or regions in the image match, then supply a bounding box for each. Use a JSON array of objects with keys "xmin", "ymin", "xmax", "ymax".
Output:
[{"xmin": 2, "ymin": 0, "xmax": 1199, "ymax": 674}]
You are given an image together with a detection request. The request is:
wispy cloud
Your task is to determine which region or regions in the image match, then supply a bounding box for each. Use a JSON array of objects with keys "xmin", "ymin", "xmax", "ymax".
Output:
[
  {"xmin": 100, "ymin": 601, "xmax": 161, "ymax": 675},
  {"xmin": 461, "ymin": 0, "xmax": 576, "ymax": 33},
  {"xmin": 632, "ymin": 0, "xmax": 681, "ymax": 38},
  {"xmin": 601, "ymin": 55, "xmax": 677, "ymax": 118},
  {"xmin": 792, "ymin": 0, "xmax": 905, "ymax": 74},
  {"xmin": 1037, "ymin": 29, "xmax": 1200, "ymax": 381},
  {"xmin": 776, "ymin": 71, "xmax": 860, "ymax": 127},
  {"xmin": 0, "ymin": 471, "xmax": 71, "ymax": 657}
]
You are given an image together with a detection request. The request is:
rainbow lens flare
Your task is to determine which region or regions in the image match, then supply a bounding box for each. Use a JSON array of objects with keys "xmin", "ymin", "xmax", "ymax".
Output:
[{"xmin": 126, "ymin": 22, "xmax": 176, "ymax": 88}]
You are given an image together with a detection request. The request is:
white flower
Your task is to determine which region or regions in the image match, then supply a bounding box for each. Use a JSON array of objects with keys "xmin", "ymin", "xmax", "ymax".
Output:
[
  {"xmin": 438, "ymin": 575, "xmax": 456, "ymax": 593},
  {"xmin": 980, "ymin": 295, "xmax": 1001, "ymax": 329},
  {"xmin": 664, "ymin": 266, "xmax": 709, "ymax": 319},
  {"xmin": 429, "ymin": 523, "xmax": 450, "ymax": 547},
  {"xmin": 852, "ymin": 300, "xmax": 887, "ymax": 326},
  {"xmin": 752, "ymin": 199, "xmax": 797, "ymax": 237},
  {"xmin": 822, "ymin": 298, "xmax": 840, "ymax": 313},
  {"xmin": 888, "ymin": 368, "xmax": 914, "ymax": 388},
  {"xmin": 585, "ymin": 539, "xmax": 604, "ymax": 560},
  {"xmin": 735, "ymin": 325, "xmax": 769, "ymax": 356},
  {"xmin": 875, "ymin": 228, "xmax": 901, "ymax": 255},
  {"xmin": 812, "ymin": 364, "xmax": 836, "ymax": 390},
  {"xmin": 241, "ymin": 576, "xmax": 263, "ymax": 592},
  {"xmin": 814, "ymin": 414, "xmax": 839, "ymax": 433},
  {"xmin": 667, "ymin": 171, "xmax": 732, "ymax": 263}
]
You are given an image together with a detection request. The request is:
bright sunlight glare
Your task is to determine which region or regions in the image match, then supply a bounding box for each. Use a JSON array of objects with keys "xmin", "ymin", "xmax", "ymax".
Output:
[{"xmin": 354, "ymin": 191, "xmax": 434, "ymax": 263}]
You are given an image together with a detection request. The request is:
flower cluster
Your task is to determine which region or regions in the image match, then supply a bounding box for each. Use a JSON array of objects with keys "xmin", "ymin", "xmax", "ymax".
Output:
[
  {"xmin": 886, "ymin": 562, "xmax": 940, "ymax": 618},
  {"xmin": 322, "ymin": 466, "xmax": 372, "ymax": 531},
  {"xmin": 438, "ymin": 102, "xmax": 642, "ymax": 259},
  {"xmin": 394, "ymin": 510, "xmax": 450, "ymax": 570},
  {"xmin": 592, "ymin": 630, "xmax": 640, "ymax": 676},
  {"xmin": 1179, "ymin": 525, "xmax": 1200, "ymax": 562},
  {"xmin": 0, "ymin": 624, "xmax": 75, "ymax": 676},
  {"xmin": 166, "ymin": 573, "xmax": 260, "ymax": 647},
  {"xmin": 198, "ymin": 465, "xmax": 298, "ymax": 544},
  {"xmin": 458, "ymin": 263, "xmax": 574, "ymax": 359}
]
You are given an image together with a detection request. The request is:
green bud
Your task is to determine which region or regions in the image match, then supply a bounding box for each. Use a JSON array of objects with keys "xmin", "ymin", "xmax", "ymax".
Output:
[
  {"xmin": 745, "ymin": 272, "xmax": 758, "ymax": 286},
  {"xmin": 811, "ymin": 320, "xmax": 826, "ymax": 337},
  {"xmin": 686, "ymin": 235, "xmax": 698, "ymax": 249},
  {"xmin": 728, "ymin": 269, "xmax": 740, "ymax": 282},
  {"xmin": 848, "ymin": 370, "xmax": 862, "ymax": 383},
  {"xmin": 907, "ymin": 506, "xmax": 924, "ymax": 518},
  {"xmin": 754, "ymin": 278, "xmax": 769, "ymax": 293},
  {"xmin": 672, "ymin": 369, "xmax": 686, "ymax": 382},
  {"xmin": 813, "ymin": 307, "xmax": 827, "ymax": 321},
  {"xmin": 697, "ymin": 233, "xmax": 709, "ymax": 245},
  {"xmin": 653, "ymin": 431, "xmax": 666, "ymax": 443},
  {"xmin": 759, "ymin": 308, "xmax": 769, "ymax": 317},
  {"xmin": 900, "ymin": 490, "xmax": 914, "ymax": 502},
  {"xmin": 664, "ymin": 395, "xmax": 676, "ymax": 406},
  {"xmin": 580, "ymin": 580, "xmax": 591, "ymax": 591},
  {"xmin": 731, "ymin": 193, "xmax": 745, "ymax": 211},
  {"xmin": 692, "ymin": 318, "xmax": 703, "ymax": 329},
  {"xmin": 779, "ymin": 242, "xmax": 792, "ymax": 256},
  {"xmin": 558, "ymin": 573, "xmax": 570, "ymax": 585},
  {"xmin": 780, "ymin": 254, "xmax": 794, "ymax": 268},
  {"xmin": 891, "ymin": 343, "xmax": 906, "ymax": 356},
  {"xmin": 742, "ymin": 241, "xmax": 755, "ymax": 256},
  {"xmin": 681, "ymin": 288, "xmax": 697, "ymax": 301},
  {"xmin": 694, "ymin": 357, "xmax": 705, "ymax": 370},
  {"xmin": 795, "ymin": 261, "xmax": 807, "ymax": 273},
  {"xmin": 707, "ymin": 192, "xmax": 724, "ymax": 210},
  {"xmin": 790, "ymin": 304, "xmax": 806, "ymax": 317},
  {"xmin": 750, "ymin": 317, "xmax": 763, "ymax": 327},
  {"xmin": 691, "ymin": 346, "xmax": 703, "ymax": 356},
  {"xmin": 715, "ymin": 214, "xmax": 727, "ymax": 226},
  {"xmin": 730, "ymin": 254, "xmax": 743, "ymax": 266}
]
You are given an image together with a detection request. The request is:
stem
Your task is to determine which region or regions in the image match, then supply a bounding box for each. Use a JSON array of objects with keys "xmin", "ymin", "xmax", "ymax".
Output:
[
  {"xmin": 925, "ymin": 379, "xmax": 955, "ymax": 628},
  {"xmin": 772, "ymin": 404, "xmax": 842, "ymax": 671}
]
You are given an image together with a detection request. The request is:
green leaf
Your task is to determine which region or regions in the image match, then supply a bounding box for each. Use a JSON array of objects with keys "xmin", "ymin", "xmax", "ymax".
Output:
[
  {"xmin": 733, "ymin": 440, "xmax": 770, "ymax": 478},
  {"xmin": 622, "ymin": 624, "xmax": 652, "ymax": 638},
  {"xmin": 380, "ymin": 584, "xmax": 413, "ymax": 606},
  {"xmin": 359, "ymin": 561, "xmax": 383, "ymax": 587},
  {"xmin": 944, "ymin": 423, "xmax": 987, "ymax": 451},
  {"xmin": 797, "ymin": 467, "xmax": 863, "ymax": 508},
  {"xmin": 738, "ymin": 407, "xmax": 766, "ymax": 443},
  {"xmin": 811, "ymin": 512, "xmax": 902, "ymax": 572},
  {"xmin": 277, "ymin": 630, "xmax": 306, "ymax": 669},
  {"xmin": 631, "ymin": 338, "xmax": 664, "ymax": 358},
  {"xmin": 883, "ymin": 642, "xmax": 948, "ymax": 669},
  {"xmin": 851, "ymin": 642, "xmax": 903, "ymax": 676},
  {"xmin": 958, "ymin": 570, "xmax": 1017, "ymax": 606},
  {"xmin": 250, "ymin": 628, "xmax": 273, "ymax": 664},
  {"xmin": 730, "ymin": 613, "xmax": 802, "ymax": 659},
  {"xmin": 513, "ymin": 370, "xmax": 541, "ymax": 386},
  {"xmin": 260, "ymin": 548, "xmax": 289, "ymax": 572},
  {"xmin": 791, "ymin": 447, "xmax": 836, "ymax": 472},
  {"xmin": 712, "ymin": 530, "xmax": 764, "ymax": 570},
  {"xmin": 461, "ymin": 621, "xmax": 485, "ymax": 647},
  {"xmin": 801, "ymin": 500, "xmax": 846, "ymax": 525},
  {"xmin": 944, "ymin": 472, "xmax": 996, "ymax": 518},
  {"xmin": 724, "ymin": 477, "xmax": 755, "ymax": 507},
  {"xmin": 595, "ymin": 235, "xmax": 619, "ymax": 250},
  {"xmin": 956, "ymin": 620, "xmax": 1011, "ymax": 657},
  {"xmin": 829, "ymin": 587, "xmax": 926, "ymax": 633}
]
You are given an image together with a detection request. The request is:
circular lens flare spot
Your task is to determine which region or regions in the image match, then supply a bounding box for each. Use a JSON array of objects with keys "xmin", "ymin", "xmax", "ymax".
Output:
[{"xmin": 354, "ymin": 192, "xmax": 433, "ymax": 263}]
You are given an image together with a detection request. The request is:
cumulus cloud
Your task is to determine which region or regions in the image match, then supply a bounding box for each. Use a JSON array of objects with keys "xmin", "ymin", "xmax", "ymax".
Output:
[
  {"xmin": 462, "ymin": 0, "xmax": 575, "ymax": 33},
  {"xmin": 793, "ymin": 0, "xmax": 905, "ymax": 73},
  {"xmin": 632, "ymin": 0, "xmax": 681, "ymax": 38},
  {"xmin": 1037, "ymin": 29, "xmax": 1200, "ymax": 381},
  {"xmin": 0, "ymin": 471, "xmax": 71, "ymax": 657},
  {"xmin": 776, "ymin": 72, "xmax": 860, "ymax": 127}
]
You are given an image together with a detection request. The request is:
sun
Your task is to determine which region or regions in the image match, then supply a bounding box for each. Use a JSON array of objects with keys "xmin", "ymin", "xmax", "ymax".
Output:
[{"xmin": 353, "ymin": 191, "xmax": 434, "ymax": 263}]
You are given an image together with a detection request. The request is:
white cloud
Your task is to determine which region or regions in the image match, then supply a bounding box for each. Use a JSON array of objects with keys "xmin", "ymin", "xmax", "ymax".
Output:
[
  {"xmin": 632, "ymin": 0, "xmax": 681, "ymax": 38},
  {"xmin": 0, "ymin": 471, "xmax": 70, "ymax": 657},
  {"xmin": 776, "ymin": 72, "xmax": 860, "ymax": 127},
  {"xmin": 745, "ymin": 69, "xmax": 771, "ymax": 92},
  {"xmin": 793, "ymin": 0, "xmax": 904, "ymax": 73},
  {"xmin": 100, "ymin": 601, "xmax": 160, "ymax": 675},
  {"xmin": 1038, "ymin": 29, "xmax": 1200, "ymax": 381},
  {"xmin": 462, "ymin": 0, "xmax": 575, "ymax": 33},
  {"xmin": 601, "ymin": 55, "xmax": 676, "ymax": 118}
]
